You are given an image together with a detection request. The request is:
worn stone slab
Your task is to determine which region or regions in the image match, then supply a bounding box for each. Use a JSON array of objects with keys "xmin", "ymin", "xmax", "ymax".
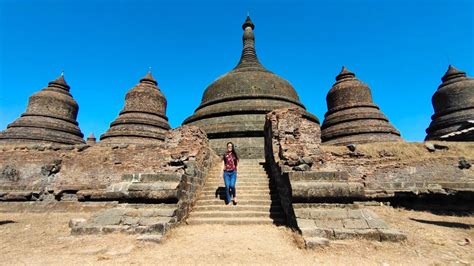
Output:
[
  {"xmin": 127, "ymin": 182, "xmax": 179, "ymax": 191},
  {"xmin": 314, "ymin": 219, "xmax": 344, "ymax": 229},
  {"xmin": 289, "ymin": 171, "xmax": 349, "ymax": 182},
  {"xmin": 292, "ymin": 182, "xmax": 365, "ymax": 199},
  {"xmin": 378, "ymin": 229, "xmax": 407, "ymax": 242},
  {"xmin": 305, "ymin": 237, "xmax": 330, "ymax": 248},
  {"xmin": 300, "ymin": 227, "xmax": 334, "ymax": 238},
  {"xmin": 91, "ymin": 208, "xmax": 127, "ymax": 226},
  {"xmin": 136, "ymin": 235, "xmax": 163, "ymax": 243},
  {"xmin": 296, "ymin": 218, "xmax": 315, "ymax": 229},
  {"xmin": 342, "ymin": 218, "xmax": 369, "ymax": 229}
]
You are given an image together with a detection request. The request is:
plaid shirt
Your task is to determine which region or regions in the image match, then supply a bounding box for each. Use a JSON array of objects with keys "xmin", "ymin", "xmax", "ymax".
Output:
[{"xmin": 224, "ymin": 152, "xmax": 238, "ymax": 171}]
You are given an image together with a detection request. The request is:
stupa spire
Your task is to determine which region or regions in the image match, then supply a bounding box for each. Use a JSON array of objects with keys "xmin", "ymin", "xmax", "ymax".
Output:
[
  {"xmin": 234, "ymin": 15, "xmax": 265, "ymax": 71},
  {"xmin": 140, "ymin": 68, "xmax": 158, "ymax": 85},
  {"xmin": 336, "ymin": 66, "xmax": 355, "ymax": 81},
  {"xmin": 441, "ymin": 65, "xmax": 466, "ymax": 82},
  {"xmin": 48, "ymin": 71, "xmax": 70, "ymax": 91}
]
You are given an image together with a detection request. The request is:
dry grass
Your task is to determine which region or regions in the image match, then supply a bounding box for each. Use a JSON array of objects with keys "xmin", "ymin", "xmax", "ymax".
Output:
[{"xmin": 321, "ymin": 141, "xmax": 474, "ymax": 160}]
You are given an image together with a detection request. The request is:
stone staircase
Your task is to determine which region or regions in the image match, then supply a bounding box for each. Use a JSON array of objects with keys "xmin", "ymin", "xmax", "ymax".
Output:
[{"xmin": 187, "ymin": 159, "xmax": 286, "ymax": 225}]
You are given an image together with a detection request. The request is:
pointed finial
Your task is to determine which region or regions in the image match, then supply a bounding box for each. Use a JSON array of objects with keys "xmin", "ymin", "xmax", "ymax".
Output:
[
  {"xmin": 441, "ymin": 65, "xmax": 466, "ymax": 82},
  {"xmin": 140, "ymin": 70, "xmax": 158, "ymax": 85},
  {"xmin": 242, "ymin": 15, "xmax": 255, "ymax": 30},
  {"xmin": 48, "ymin": 70, "xmax": 70, "ymax": 90},
  {"xmin": 336, "ymin": 66, "xmax": 355, "ymax": 81}
]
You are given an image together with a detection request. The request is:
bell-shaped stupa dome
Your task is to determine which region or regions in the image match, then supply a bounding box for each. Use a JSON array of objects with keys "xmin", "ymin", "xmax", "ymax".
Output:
[
  {"xmin": 426, "ymin": 65, "xmax": 474, "ymax": 141},
  {"xmin": 183, "ymin": 16, "xmax": 319, "ymax": 158},
  {"xmin": 0, "ymin": 73, "xmax": 85, "ymax": 144},
  {"xmin": 321, "ymin": 67, "xmax": 402, "ymax": 145},
  {"xmin": 100, "ymin": 71, "xmax": 171, "ymax": 144}
]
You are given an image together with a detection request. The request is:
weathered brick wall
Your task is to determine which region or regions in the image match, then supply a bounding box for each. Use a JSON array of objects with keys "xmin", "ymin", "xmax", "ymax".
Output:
[
  {"xmin": 264, "ymin": 107, "xmax": 322, "ymax": 227},
  {"xmin": 264, "ymin": 107, "xmax": 474, "ymax": 216},
  {"xmin": 0, "ymin": 125, "xmax": 218, "ymax": 222},
  {"xmin": 318, "ymin": 143, "xmax": 474, "ymax": 198}
]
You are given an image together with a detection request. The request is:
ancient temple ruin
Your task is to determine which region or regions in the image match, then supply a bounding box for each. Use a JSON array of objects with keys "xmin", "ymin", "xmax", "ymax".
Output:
[
  {"xmin": 183, "ymin": 16, "xmax": 319, "ymax": 158},
  {"xmin": 0, "ymin": 16, "xmax": 473, "ymax": 253},
  {"xmin": 0, "ymin": 74, "xmax": 85, "ymax": 145},
  {"xmin": 100, "ymin": 72, "xmax": 171, "ymax": 144},
  {"xmin": 321, "ymin": 67, "xmax": 402, "ymax": 145},
  {"xmin": 426, "ymin": 65, "xmax": 474, "ymax": 141}
]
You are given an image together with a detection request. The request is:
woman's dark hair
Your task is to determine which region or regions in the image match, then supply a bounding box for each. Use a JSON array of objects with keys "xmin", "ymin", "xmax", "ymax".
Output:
[{"xmin": 224, "ymin": 142, "xmax": 239, "ymax": 164}]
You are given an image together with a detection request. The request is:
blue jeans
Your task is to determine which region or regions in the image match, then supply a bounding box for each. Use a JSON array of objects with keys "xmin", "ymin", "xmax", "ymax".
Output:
[{"xmin": 223, "ymin": 170, "xmax": 237, "ymax": 204}]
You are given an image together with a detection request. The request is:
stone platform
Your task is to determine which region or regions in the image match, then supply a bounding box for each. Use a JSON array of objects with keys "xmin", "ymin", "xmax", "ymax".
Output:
[
  {"xmin": 69, "ymin": 203, "xmax": 178, "ymax": 242},
  {"xmin": 294, "ymin": 204, "xmax": 406, "ymax": 248}
]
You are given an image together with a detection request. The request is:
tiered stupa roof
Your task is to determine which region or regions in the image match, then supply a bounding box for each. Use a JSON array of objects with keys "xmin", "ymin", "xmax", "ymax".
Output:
[
  {"xmin": 183, "ymin": 16, "xmax": 319, "ymax": 158},
  {"xmin": 0, "ymin": 74, "xmax": 85, "ymax": 144},
  {"xmin": 321, "ymin": 67, "xmax": 402, "ymax": 145},
  {"xmin": 100, "ymin": 71, "xmax": 171, "ymax": 144},
  {"xmin": 426, "ymin": 65, "xmax": 474, "ymax": 141}
]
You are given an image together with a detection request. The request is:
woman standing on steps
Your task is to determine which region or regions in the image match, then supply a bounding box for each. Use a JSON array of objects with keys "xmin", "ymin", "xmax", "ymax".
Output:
[{"xmin": 223, "ymin": 142, "xmax": 239, "ymax": 206}]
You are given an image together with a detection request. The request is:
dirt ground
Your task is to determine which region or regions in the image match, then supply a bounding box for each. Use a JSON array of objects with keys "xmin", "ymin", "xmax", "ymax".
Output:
[{"xmin": 0, "ymin": 205, "xmax": 473, "ymax": 265}]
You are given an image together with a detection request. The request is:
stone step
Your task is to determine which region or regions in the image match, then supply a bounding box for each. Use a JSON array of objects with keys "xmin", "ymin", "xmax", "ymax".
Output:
[
  {"xmin": 194, "ymin": 199, "xmax": 274, "ymax": 206},
  {"xmin": 190, "ymin": 210, "xmax": 285, "ymax": 218},
  {"xmin": 199, "ymin": 190, "xmax": 274, "ymax": 196},
  {"xmin": 186, "ymin": 217, "xmax": 285, "ymax": 225},
  {"xmin": 204, "ymin": 180, "xmax": 271, "ymax": 185},
  {"xmin": 206, "ymin": 175, "xmax": 270, "ymax": 180},
  {"xmin": 205, "ymin": 181, "xmax": 269, "ymax": 186},
  {"xmin": 198, "ymin": 194, "xmax": 279, "ymax": 200},
  {"xmin": 192, "ymin": 204, "xmax": 283, "ymax": 212},
  {"xmin": 206, "ymin": 177, "xmax": 269, "ymax": 182},
  {"xmin": 208, "ymin": 173, "xmax": 268, "ymax": 176},
  {"xmin": 201, "ymin": 187, "xmax": 271, "ymax": 193}
]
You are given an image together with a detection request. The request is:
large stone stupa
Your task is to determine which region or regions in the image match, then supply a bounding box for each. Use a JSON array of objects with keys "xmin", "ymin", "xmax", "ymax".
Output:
[
  {"xmin": 100, "ymin": 71, "xmax": 171, "ymax": 144},
  {"xmin": 425, "ymin": 65, "xmax": 474, "ymax": 141},
  {"xmin": 183, "ymin": 16, "xmax": 319, "ymax": 158},
  {"xmin": 321, "ymin": 67, "xmax": 402, "ymax": 145},
  {"xmin": 0, "ymin": 74, "xmax": 85, "ymax": 145}
]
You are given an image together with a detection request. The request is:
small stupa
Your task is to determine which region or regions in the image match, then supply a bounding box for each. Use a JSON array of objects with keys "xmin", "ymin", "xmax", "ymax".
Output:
[
  {"xmin": 100, "ymin": 71, "xmax": 171, "ymax": 144},
  {"xmin": 0, "ymin": 73, "xmax": 85, "ymax": 144},
  {"xmin": 425, "ymin": 65, "xmax": 474, "ymax": 141},
  {"xmin": 321, "ymin": 67, "xmax": 402, "ymax": 145}
]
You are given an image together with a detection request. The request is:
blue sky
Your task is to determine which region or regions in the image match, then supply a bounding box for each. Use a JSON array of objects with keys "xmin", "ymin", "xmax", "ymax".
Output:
[{"xmin": 0, "ymin": 0, "xmax": 472, "ymax": 141}]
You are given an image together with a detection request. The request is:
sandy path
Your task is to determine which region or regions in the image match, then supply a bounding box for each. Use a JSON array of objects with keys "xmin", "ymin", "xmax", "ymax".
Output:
[{"xmin": 0, "ymin": 206, "xmax": 473, "ymax": 265}]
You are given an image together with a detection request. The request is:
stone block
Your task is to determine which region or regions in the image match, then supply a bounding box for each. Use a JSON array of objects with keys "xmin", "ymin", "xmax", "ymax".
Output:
[
  {"xmin": 91, "ymin": 208, "xmax": 127, "ymax": 226},
  {"xmin": 101, "ymin": 225, "xmax": 129, "ymax": 234},
  {"xmin": 296, "ymin": 218, "xmax": 315, "ymax": 229},
  {"xmin": 378, "ymin": 229, "xmax": 407, "ymax": 242},
  {"xmin": 122, "ymin": 216, "xmax": 140, "ymax": 225},
  {"xmin": 68, "ymin": 218, "xmax": 87, "ymax": 228},
  {"xmin": 136, "ymin": 235, "xmax": 163, "ymax": 243},
  {"xmin": 342, "ymin": 218, "xmax": 369, "ymax": 229},
  {"xmin": 305, "ymin": 237, "xmax": 329, "ymax": 248},
  {"xmin": 314, "ymin": 219, "xmax": 344, "ymax": 229},
  {"xmin": 127, "ymin": 182, "xmax": 179, "ymax": 191}
]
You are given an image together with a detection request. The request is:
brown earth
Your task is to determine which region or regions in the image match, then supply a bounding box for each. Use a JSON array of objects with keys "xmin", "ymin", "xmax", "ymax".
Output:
[{"xmin": 0, "ymin": 205, "xmax": 472, "ymax": 265}]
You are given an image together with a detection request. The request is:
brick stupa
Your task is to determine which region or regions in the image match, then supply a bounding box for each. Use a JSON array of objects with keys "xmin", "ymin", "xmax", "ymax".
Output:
[
  {"xmin": 321, "ymin": 67, "xmax": 402, "ymax": 145},
  {"xmin": 100, "ymin": 72, "xmax": 171, "ymax": 144},
  {"xmin": 183, "ymin": 16, "xmax": 319, "ymax": 158},
  {"xmin": 425, "ymin": 65, "xmax": 474, "ymax": 141},
  {"xmin": 0, "ymin": 74, "xmax": 85, "ymax": 144}
]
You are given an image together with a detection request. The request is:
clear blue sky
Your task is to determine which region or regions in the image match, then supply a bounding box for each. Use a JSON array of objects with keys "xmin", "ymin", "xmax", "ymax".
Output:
[{"xmin": 0, "ymin": 0, "xmax": 472, "ymax": 141}]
